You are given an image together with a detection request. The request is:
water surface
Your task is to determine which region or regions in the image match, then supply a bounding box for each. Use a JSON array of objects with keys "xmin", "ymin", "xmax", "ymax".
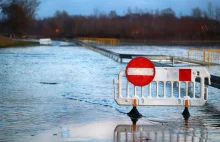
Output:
[{"xmin": 0, "ymin": 42, "xmax": 220, "ymax": 142}]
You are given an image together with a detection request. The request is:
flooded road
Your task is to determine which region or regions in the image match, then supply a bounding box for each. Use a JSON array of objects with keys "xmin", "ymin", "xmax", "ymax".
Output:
[{"xmin": 0, "ymin": 42, "xmax": 220, "ymax": 142}]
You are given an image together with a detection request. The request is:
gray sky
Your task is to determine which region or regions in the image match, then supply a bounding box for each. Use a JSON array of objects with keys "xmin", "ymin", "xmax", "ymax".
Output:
[{"xmin": 37, "ymin": 0, "xmax": 220, "ymax": 18}]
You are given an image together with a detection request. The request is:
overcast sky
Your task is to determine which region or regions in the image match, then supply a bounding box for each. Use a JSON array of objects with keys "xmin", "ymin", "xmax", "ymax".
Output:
[{"xmin": 37, "ymin": 0, "xmax": 220, "ymax": 18}]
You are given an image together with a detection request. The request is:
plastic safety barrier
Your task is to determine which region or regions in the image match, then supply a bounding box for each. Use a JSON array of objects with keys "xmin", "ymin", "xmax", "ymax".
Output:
[{"xmin": 114, "ymin": 67, "xmax": 211, "ymax": 106}]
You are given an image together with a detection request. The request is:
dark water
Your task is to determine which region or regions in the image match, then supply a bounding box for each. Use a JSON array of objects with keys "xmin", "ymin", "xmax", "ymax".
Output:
[{"xmin": 0, "ymin": 42, "xmax": 220, "ymax": 142}]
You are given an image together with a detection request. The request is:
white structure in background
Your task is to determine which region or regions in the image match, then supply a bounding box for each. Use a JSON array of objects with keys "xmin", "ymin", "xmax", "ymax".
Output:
[{"xmin": 39, "ymin": 38, "xmax": 52, "ymax": 45}]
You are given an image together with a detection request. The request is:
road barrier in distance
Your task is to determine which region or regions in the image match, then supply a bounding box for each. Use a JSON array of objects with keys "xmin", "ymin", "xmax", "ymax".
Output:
[
  {"xmin": 188, "ymin": 48, "xmax": 220, "ymax": 65},
  {"xmin": 76, "ymin": 37, "xmax": 120, "ymax": 45}
]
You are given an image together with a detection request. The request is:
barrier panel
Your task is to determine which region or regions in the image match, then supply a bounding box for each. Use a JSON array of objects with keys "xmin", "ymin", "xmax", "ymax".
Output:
[
  {"xmin": 188, "ymin": 48, "xmax": 220, "ymax": 65},
  {"xmin": 114, "ymin": 67, "xmax": 211, "ymax": 107}
]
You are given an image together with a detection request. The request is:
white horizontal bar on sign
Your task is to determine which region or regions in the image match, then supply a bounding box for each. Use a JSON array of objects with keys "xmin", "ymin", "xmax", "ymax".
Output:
[{"xmin": 127, "ymin": 68, "xmax": 154, "ymax": 76}]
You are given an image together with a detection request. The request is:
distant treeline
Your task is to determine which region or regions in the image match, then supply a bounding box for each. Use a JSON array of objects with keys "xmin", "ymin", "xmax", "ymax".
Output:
[{"xmin": 1, "ymin": 1, "xmax": 220, "ymax": 40}]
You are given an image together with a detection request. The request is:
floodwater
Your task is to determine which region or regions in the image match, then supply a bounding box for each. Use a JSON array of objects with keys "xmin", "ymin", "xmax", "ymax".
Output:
[{"xmin": 0, "ymin": 42, "xmax": 220, "ymax": 142}]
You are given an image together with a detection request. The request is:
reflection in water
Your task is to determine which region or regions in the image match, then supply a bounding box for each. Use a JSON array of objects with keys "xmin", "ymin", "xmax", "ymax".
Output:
[
  {"xmin": 21, "ymin": 118, "xmax": 220, "ymax": 142},
  {"xmin": 114, "ymin": 122, "xmax": 211, "ymax": 142}
]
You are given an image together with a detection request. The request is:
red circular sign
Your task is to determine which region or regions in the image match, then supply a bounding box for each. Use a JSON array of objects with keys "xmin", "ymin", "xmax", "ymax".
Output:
[{"xmin": 126, "ymin": 57, "xmax": 155, "ymax": 86}]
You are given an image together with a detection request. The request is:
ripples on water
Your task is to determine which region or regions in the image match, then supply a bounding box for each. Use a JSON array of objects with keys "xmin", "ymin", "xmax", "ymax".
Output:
[{"xmin": 0, "ymin": 43, "xmax": 220, "ymax": 141}]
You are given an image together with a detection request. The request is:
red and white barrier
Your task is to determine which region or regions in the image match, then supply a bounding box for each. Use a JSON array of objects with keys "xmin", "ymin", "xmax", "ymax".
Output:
[{"xmin": 114, "ymin": 67, "xmax": 211, "ymax": 106}]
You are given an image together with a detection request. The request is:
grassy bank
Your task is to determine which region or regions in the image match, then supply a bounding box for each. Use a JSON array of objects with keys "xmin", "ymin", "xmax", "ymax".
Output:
[{"xmin": 0, "ymin": 36, "xmax": 39, "ymax": 47}]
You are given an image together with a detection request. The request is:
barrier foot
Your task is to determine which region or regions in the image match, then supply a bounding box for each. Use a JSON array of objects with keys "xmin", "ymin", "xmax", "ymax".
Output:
[
  {"xmin": 127, "ymin": 107, "xmax": 142, "ymax": 119},
  {"xmin": 182, "ymin": 107, "xmax": 190, "ymax": 120}
]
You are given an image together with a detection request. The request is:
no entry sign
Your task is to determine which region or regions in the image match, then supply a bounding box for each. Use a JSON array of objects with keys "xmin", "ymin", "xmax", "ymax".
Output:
[{"xmin": 126, "ymin": 57, "xmax": 156, "ymax": 86}]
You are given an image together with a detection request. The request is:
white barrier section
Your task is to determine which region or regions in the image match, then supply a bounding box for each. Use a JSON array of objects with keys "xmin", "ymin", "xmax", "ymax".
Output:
[
  {"xmin": 113, "ymin": 67, "xmax": 211, "ymax": 106},
  {"xmin": 39, "ymin": 38, "xmax": 52, "ymax": 45}
]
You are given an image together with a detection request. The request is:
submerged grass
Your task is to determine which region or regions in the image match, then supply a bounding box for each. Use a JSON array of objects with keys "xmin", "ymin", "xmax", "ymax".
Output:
[{"xmin": 0, "ymin": 35, "xmax": 39, "ymax": 47}]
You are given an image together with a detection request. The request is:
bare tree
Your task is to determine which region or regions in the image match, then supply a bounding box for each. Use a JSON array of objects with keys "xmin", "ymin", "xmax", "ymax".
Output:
[
  {"xmin": 0, "ymin": 0, "xmax": 4, "ymax": 7},
  {"xmin": 192, "ymin": 7, "xmax": 202, "ymax": 18},
  {"xmin": 155, "ymin": 9, "xmax": 160, "ymax": 16},
  {"xmin": 93, "ymin": 8, "xmax": 100, "ymax": 18},
  {"xmin": 215, "ymin": 6, "xmax": 220, "ymax": 21},
  {"xmin": 161, "ymin": 8, "xmax": 175, "ymax": 17},
  {"xmin": 203, "ymin": 10, "xmax": 209, "ymax": 18},
  {"xmin": 126, "ymin": 7, "xmax": 132, "ymax": 16},
  {"xmin": 20, "ymin": 0, "xmax": 40, "ymax": 18},
  {"xmin": 5, "ymin": 0, "xmax": 40, "ymax": 18},
  {"xmin": 2, "ymin": 3, "xmax": 28, "ymax": 34},
  {"xmin": 0, "ymin": 0, "xmax": 7, "ymax": 10},
  {"xmin": 208, "ymin": 1, "xmax": 214, "ymax": 19},
  {"xmin": 1, "ymin": 0, "xmax": 40, "ymax": 34},
  {"xmin": 108, "ymin": 10, "xmax": 117, "ymax": 18}
]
